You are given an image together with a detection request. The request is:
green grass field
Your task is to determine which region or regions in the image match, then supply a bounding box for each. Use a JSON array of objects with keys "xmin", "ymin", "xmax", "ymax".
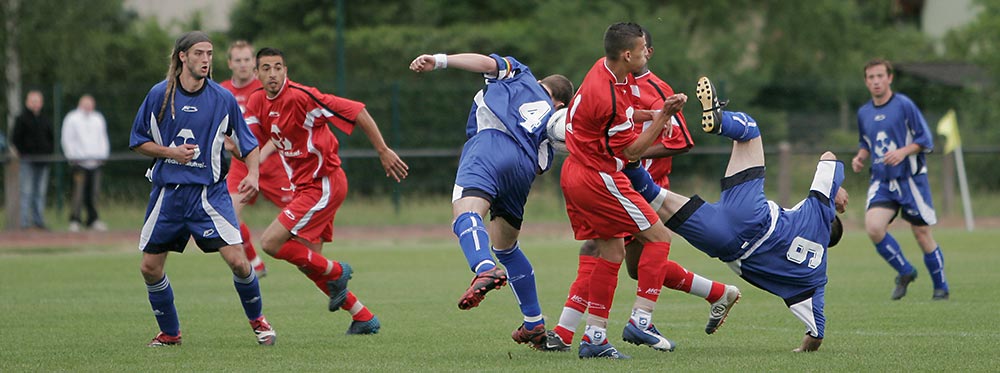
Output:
[{"xmin": 1, "ymin": 225, "xmax": 997, "ymax": 372}]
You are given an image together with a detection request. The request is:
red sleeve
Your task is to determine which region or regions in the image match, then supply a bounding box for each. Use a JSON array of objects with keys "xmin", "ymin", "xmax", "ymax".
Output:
[
  {"xmin": 307, "ymin": 86, "xmax": 365, "ymax": 135},
  {"xmin": 661, "ymin": 111, "xmax": 694, "ymax": 150}
]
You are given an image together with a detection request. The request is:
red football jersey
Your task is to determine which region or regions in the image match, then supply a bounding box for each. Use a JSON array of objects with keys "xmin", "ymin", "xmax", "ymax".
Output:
[
  {"xmin": 244, "ymin": 79, "xmax": 364, "ymax": 187},
  {"xmin": 632, "ymin": 71, "xmax": 694, "ymax": 188},
  {"xmin": 219, "ymin": 78, "xmax": 262, "ymax": 114},
  {"xmin": 565, "ymin": 58, "xmax": 640, "ymax": 173}
]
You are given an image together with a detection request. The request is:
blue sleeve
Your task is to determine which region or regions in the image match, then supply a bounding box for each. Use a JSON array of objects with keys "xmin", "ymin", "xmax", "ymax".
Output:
[
  {"xmin": 856, "ymin": 110, "xmax": 869, "ymax": 151},
  {"xmin": 809, "ymin": 160, "xmax": 844, "ymax": 215},
  {"xmin": 129, "ymin": 92, "xmax": 158, "ymax": 150},
  {"xmin": 228, "ymin": 98, "xmax": 258, "ymax": 158},
  {"xmin": 904, "ymin": 100, "xmax": 934, "ymax": 152},
  {"xmin": 486, "ymin": 54, "xmax": 524, "ymax": 80}
]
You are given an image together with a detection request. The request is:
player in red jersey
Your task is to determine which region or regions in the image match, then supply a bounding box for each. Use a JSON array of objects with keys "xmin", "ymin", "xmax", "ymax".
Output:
[
  {"xmin": 245, "ymin": 47, "xmax": 409, "ymax": 335},
  {"xmin": 549, "ymin": 29, "xmax": 740, "ymax": 353},
  {"xmin": 221, "ymin": 40, "xmax": 294, "ymax": 277}
]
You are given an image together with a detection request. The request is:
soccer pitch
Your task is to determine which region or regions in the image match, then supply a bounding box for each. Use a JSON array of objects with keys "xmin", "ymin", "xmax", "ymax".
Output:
[{"xmin": 1, "ymin": 227, "xmax": 997, "ymax": 371}]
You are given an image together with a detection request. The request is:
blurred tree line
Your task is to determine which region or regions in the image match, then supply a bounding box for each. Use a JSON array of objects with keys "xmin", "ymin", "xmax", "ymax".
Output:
[{"xmin": 1, "ymin": 0, "xmax": 997, "ymax": 200}]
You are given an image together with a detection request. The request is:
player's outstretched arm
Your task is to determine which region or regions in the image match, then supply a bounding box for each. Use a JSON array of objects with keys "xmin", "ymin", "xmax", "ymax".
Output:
[
  {"xmin": 410, "ymin": 53, "xmax": 497, "ymax": 75},
  {"xmin": 354, "ymin": 109, "xmax": 409, "ymax": 182},
  {"xmin": 793, "ymin": 334, "xmax": 822, "ymax": 352}
]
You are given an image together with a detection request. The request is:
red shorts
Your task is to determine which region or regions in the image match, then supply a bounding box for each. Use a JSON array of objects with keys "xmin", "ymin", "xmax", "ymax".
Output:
[
  {"xmin": 227, "ymin": 158, "xmax": 294, "ymax": 208},
  {"xmin": 277, "ymin": 168, "xmax": 348, "ymax": 243},
  {"xmin": 561, "ymin": 156, "xmax": 660, "ymax": 240}
]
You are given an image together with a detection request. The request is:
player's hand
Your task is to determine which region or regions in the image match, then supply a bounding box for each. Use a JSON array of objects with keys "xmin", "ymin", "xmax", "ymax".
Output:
[
  {"xmin": 378, "ymin": 148, "xmax": 409, "ymax": 182},
  {"xmin": 171, "ymin": 144, "xmax": 198, "ymax": 164},
  {"xmin": 883, "ymin": 148, "xmax": 906, "ymax": 166},
  {"xmin": 792, "ymin": 334, "xmax": 822, "ymax": 352},
  {"xmin": 660, "ymin": 93, "xmax": 687, "ymax": 117},
  {"xmin": 851, "ymin": 154, "xmax": 865, "ymax": 173},
  {"xmin": 834, "ymin": 186, "xmax": 848, "ymax": 214},
  {"xmin": 409, "ymin": 55, "xmax": 437, "ymax": 73},
  {"xmin": 237, "ymin": 174, "xmax": 259, "ymax": 204}
]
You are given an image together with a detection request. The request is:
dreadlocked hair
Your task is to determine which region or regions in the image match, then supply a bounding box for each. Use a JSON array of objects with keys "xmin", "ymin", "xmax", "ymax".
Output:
[{"xmin": 158, "ymin": 31, "xmax": 212, "ymax": 123}]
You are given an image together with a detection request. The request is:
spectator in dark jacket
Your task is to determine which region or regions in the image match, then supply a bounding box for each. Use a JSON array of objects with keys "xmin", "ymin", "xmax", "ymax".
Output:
[{"xmin": 11, "ymin": 90, "xmax": 54, "ymax": 230}]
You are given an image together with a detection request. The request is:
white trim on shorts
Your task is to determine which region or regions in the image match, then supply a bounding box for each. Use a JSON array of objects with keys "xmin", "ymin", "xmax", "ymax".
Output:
[
  {"xmin": 201, "ymin": 186, "xmax": 242, "ymax": 245},
  {"xmin": 138, "ymin": 187, "xmax": 166, "ymax": 251},
  {"xmin": 291, "ymin": 175, "xmax": 331, "ymax": 235},
  {"xmin": 599, "ymin": 171, "xmax": 652, "ymax": 232}
]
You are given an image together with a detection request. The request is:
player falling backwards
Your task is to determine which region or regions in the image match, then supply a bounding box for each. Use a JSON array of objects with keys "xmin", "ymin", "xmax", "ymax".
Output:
[
  {"xmin": 410, "ymin": 51, "xmax": 574, "ymax": 349},
  {"xmin": 623, "ymin": 76, "xmax": 848, "ymax": 352}
]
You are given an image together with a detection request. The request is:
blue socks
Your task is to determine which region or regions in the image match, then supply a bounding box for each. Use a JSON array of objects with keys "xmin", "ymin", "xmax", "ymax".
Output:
[
  {"xmin": 494, "ymin": 243, "xmax": 543, "ymax": 330},
  {"xmin": 923, "ymin": 247, "xmax": 949, "ymax": 291},
  {"xmin": 718, "ymin": 111, "xmax": 760, "ymax": 142},
  {"xmin": 233, "ymin": 269, "xmax": 263, "ymax": 320},
  {"xmin": 623, "ymin": 165, "xmax": 661, "ymax": 203},
  {"xmin": 453, "ymin": 211, "xmax": 496, "ymax": 274},
  {"xmin": 875, "ymin": 233, "xmax": 915, "ymax": 275},
  {"xmin": 147, "ymin": 275, "xmax": 180, "ymax": 336}
]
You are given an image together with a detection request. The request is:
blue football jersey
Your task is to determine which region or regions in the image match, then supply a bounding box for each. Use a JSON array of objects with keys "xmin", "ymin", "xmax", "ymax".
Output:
[
  {"xmin": 856, "ymin": 93, "xmax": 933, "ymax": 181},
  {"xmin": 465, "ymin": 54, "xmax": 555, "ymax": 173},
  {"xmin": 130, "ymin": 79, "xmax": 258, "ymax": 186},
  {"xmin": 736, "ymin": 160, "xmax": 844, "ymax": 300}
]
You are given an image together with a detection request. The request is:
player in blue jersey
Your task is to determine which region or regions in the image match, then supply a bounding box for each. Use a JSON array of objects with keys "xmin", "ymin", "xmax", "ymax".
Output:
[
  {"xmin": 852, "ymin": 58, "xmax": 949, "ymax": 301},
  {"xmin": 621, "ymin": 76, "xmax": 848, "ymax": 352},
  {"xmin": 409, "ymin": 52, "xmax": 574, "ymax": 349},
  {"xmin": 128, "ymin": 31, "xmax": 276, "ymax": 347}
]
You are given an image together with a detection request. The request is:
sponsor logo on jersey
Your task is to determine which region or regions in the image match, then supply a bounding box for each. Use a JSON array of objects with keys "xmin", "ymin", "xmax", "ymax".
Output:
[
  {"xmin": 269, "ymin": 111, "xmax": 280, "ymax": 117},
  {"xmin": 874, "ymin": 114, "xmax": 886, "ymax": 121},
  {"xmin": 181, "ymin": 105, "xmax": 198, "ymax": 113}
]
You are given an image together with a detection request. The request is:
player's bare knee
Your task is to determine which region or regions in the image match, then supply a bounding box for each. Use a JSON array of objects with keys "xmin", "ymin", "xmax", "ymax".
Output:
[
  {"xmin": 579, "ymin": 240, "xmax": 599, "ymax": 256},
  {"xmin": 139, "ymin": 263, "xmax": 163, "ymax": 284},
  {"xmin": 820, "ymin": 151, "xmax": 836, "ymax": 161}
]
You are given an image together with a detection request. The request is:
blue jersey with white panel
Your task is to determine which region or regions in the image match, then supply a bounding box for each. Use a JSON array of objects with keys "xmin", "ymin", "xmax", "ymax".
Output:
[
  {"xmin": 736, "ymin": 160, "xmax": 843, "ymax": 299},
  {"xmin": 465, "ymin": 54, "xmax": 554, "ymax": 173},
  {"xmin": 130, "ymin": 79, "xmax": 258, "ymax": 186},
  {"xmin": 856, "ymin": 93, "xmax": 933, "ymax": 181}
]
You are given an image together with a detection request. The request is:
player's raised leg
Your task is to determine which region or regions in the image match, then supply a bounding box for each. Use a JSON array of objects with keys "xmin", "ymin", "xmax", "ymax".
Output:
[{"xmin": 452, "ymin": 195, "xmax": 507, "ymax": 310}]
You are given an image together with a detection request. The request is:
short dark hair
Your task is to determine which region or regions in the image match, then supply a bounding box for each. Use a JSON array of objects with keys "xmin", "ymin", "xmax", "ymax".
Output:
[
  {"xmin": 604, "ymin": 22, "xmax": 644, "ymax": 61},
  {"xmin": 864, "ymin": 58, "xmax": 893, "ymax": 77},
  {"xmin": 256, "ymin": 47, "xmax": 285, "ymax": 67},
  {"xmin": 641, "ymin": 26, "xmax": 652, "ymax": 49},
  {"xmin": 540, "ymin": 74, "xmax": 574, "ymax": 109},
  {"xmin": 828, "ymin": 216, "xmax": 843, "ymax": 248}
]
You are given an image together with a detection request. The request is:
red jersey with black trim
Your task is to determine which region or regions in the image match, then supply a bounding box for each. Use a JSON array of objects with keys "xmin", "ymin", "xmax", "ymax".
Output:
[
  {"xmin": 243, "ymin": 79, "xmax": 364, "ymax": 187},
  {"xmin": 565, "ymin": 58, "xmax": 640, "ymax": 173},
  {"xmin": 633, "ymin": 71, "xmax": 694, "ymax": 188},
  {"xmin": 219, "ymin": 78, "xmax": 262, "ymax": 113}
]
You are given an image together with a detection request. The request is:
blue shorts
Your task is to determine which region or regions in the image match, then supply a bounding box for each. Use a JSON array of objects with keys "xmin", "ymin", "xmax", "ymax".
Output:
[
  {"xmin": 666, "ymin": 167, "xmax": 771, "ymax": 262},
  {"xmin": 866, "ymin": 173, "xmax": 937, "ymax": 225},
  {"xmin": 138, "ymin": 182, "xmax": 242, "ymax": 253},
  {"xmin": 453, "ymin": 131, "xmax": 536, "ymax": 229}
]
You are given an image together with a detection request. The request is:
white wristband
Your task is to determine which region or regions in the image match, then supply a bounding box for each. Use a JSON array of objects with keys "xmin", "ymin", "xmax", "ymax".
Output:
[{"xmin": 433, "ymin": 53, "xmax": 448, "ymax": 70}]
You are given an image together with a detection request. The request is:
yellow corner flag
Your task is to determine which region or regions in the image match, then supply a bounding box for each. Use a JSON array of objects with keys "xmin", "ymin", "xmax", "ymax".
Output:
[{"xmin": 936, "ymin": 109, "xmax": 961, "ymax": 154}]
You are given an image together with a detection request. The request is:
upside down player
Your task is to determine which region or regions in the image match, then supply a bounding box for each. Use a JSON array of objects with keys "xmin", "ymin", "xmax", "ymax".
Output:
[
  {"xmin": 624, "ymin": 76, "xmax": 848, "ymax": 352},
  {"xmin": 220, "ymin": 40, "xmax": 294, "ymax": 277},
  {"xmin": 129, "ymin": 31, "xmax": 275, "ymax": 347},
  {"xmin": 409, "ymin": 51, "xmax": 574, "ymax": 349},
  {"xmin": 246, "ymin": 47, "xmax": 409, "ymax": 335},
  {"xmin": 548, "ymin": 27, "xmax": 740, "ymax": 352}
]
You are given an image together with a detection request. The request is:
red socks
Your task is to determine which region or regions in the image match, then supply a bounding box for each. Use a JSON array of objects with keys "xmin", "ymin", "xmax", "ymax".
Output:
[
  {"xmin": 636, "ymin": 242, "xmax": 671, "ymax": 302},
  {"xmin": 587, "ymin": 258, "xmax": 622, "ymax": 319}
]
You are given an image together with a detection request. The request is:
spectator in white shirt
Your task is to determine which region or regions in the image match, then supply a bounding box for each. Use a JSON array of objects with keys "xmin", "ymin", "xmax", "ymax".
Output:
[{"xmin": 61, "ymin": 94, "xmax": 110, "ymax": 232}]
